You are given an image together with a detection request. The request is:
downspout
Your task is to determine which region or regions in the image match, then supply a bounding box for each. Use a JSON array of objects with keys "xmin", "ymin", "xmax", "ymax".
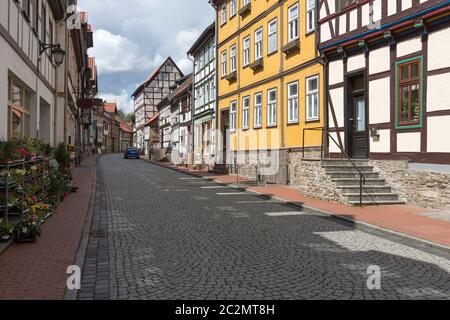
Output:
[
  {"xmin": 187, "ymin": 54, "xmax": 195, "ymax": 166},
  {"xmin": 211, "ymin": 4, "xmax": 219, "ymax": 167}
]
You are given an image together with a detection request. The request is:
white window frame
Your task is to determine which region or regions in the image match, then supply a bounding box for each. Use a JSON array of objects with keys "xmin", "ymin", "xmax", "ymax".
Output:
[
  {"xmin": 221, "ymin": 3, "xmax": 227, "ymax": 26},
  {"xmin": 243, "ymin": 36, "xmax": 250, "ymax": 67},
  {"xmin": 230, "ymin": 45, "xmax": 236, "ymax": 72},
  {"xmin": 288, "ymin": 3, "xmax": 299, "ymax": 42},
  {"xmin": 287, "ymin": 82, "xmax": 299, "ymax": 123},
  {"xmin": 254, "ymin": 28, "xmax": 263, "ymax": 61},
  {"xmin": 268, "ymin": 19, "xmax": 277, "ymax": 55},
  {"xmin": 306, "ymin": 75, "xmax": 319, "ymax": 122},
  {"xmin": 243, "ymin": 0, "xmax": 251, "ymax": 5},
  {"xmin": 230, "ymin": 101, "xmax": 237, "ymax": 132},
  {"xmin": 254, "ymin": 92, "xmax": 262, "ymax": 128},
  {"xmin": 221, "ymin": 50, "xmax": 227, "ymax": 77},
  {"xmin": 306, "ymin": 0, "xmax": 316, "ymax": 33},
  {"xmin": 242, "ymin": 96, "xmax": 250, "ymax": 129},
  {"xmin": 230, "ymin": 0, "xmax": 236, "ymax": 18},
  {"xmin": 267, "ymin": 88, "xmax": 277, "ymax": 127}
]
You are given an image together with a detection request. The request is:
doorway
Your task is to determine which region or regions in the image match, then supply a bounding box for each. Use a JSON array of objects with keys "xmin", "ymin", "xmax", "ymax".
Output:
[
  {"xmin": 221, "ymin": 110, "xmax": 230, "ymax": 165},
  {"xmin": 346, "ymin": 73, "xmax": 368, "ymax": 159}
]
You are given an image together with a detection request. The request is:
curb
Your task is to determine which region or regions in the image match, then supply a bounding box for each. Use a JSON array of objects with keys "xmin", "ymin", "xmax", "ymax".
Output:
[
  {"xmin": 64, "ymin": 157, "xmax": 99, "ymax": 300},
  {"xmin": 145, "ymin": 160, "xmax": 450, "ymax": 253}
]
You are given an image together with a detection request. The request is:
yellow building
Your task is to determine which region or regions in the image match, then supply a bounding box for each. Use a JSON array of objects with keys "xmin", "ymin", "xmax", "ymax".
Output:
[{"xmin": 211, "ymin": 0, "xmax": 324, "ymax": 183}]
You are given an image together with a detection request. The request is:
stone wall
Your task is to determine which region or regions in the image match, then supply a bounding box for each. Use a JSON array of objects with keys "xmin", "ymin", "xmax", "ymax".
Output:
[
  {"xmin": 289, "ymin": 152, "xmax": 344, "ymax": 203},
  {"xmin": 370, "ymin": 160, "xmax": 450, "ymax": 210}
]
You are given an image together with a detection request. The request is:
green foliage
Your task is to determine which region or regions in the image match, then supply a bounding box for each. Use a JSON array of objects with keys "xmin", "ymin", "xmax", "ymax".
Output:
[
  {"xmin": 13, "ymin": 214, "xmax": 41, "ymax": 241},
  {"xmin": 0, "ymin": 218, "xmax": 13, "ymax": 236}
]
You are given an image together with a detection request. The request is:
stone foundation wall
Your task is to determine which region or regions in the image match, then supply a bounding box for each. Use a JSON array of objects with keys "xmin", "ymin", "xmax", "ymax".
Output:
[
  {"xmin": 289, "ymin": 152, "xmax": 344, "ymax": 203},
  {"xmin": 370, "ymin": 160, "xmax": 450, "ymax": 209}
]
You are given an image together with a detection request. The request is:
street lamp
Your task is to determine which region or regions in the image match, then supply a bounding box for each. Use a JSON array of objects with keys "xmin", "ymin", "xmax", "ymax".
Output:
[{"xmin": 40, "ymin": 43, "xmax": 66, "ymax": 67}]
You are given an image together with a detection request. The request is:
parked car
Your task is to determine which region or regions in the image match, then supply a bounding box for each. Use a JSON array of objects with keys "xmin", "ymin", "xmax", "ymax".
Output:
[{"xmin": 124, "ymin": 148, "xmax": 140, "ymax": 159}]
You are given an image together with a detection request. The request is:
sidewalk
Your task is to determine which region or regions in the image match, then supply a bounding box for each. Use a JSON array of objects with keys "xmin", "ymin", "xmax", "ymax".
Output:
[
  {"xmin": 0, "ymin": 156, "xmax": 97, "ymax": 300},
  {"xmin": 145, "ymin": 159, "xmax": 450, "ymax": 249}
]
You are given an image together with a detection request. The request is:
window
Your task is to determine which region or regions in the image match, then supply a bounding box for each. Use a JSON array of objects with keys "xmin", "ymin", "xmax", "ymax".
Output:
[
  {"xmin": 254, "ymin": 93, "xmax": 262, "ymax": 128},
  {"xmin": 306, "ymin": 76, "xmax": 319, "ymax": 121},
  {"xmin": 41, "ymin": 3, "xmax": 46, "ymax": 43},
  {"xmin": 306, "ymin": 0, "xmax": 316, "ymax": 33},
  {"xmin": 243, "ymin": 36, "xmax": 250, "ymax": 67},
  {"xmin": 32, "ymin": 0, "xmax": 39, "ymax": 32},
  {"xmin": 255, "ymin": 28, "xmax": 263, "ymax": 61},
  {"xmin": 230, "ymin": 45, "xmax": 236, "ymax": 72},
  {"xmin": 242, "ymin": 96, "xmax": 250, "ymax": 129},
  {"xmin": 267, "ymin": 89, "xmax": 277, "ymax": 127},
  {"xmin": 230, "ymin": 0, "xmax": 236, "ymax": 17},
  {"xmin": 288, "ymin": 4, "xmax": 299, "ymax": 42},
  {"xmin": 268, "ymin": 19, "xmax": 277, "ymax": 54},
  {"xmin": 397, "ymin": 58, "xmax": 422, "ymax": 127},
  {"xmin": 287, "ymin": 82, "xmax": 299, "ymax": 123},
  {"xmin": 230, "ymin": 102, "xmax": 237, "ymax": 132},
  {"xmin": 221, "ymin": 51, "xmax": 227, "ymax": 77},
  {"xmin": 221, "ymin": 3, "xmax": 227, "ymax": 26},
  {"xmin": 243, "ymin": 0, "xmax": 251, "ymax": 5},
  {"xmin": 8, "ymin": 78, "xmax": 31, "ymax": 139},
  {"xmin": 340, "ymin": 0, "xmax": 358, "ymax": 10}
]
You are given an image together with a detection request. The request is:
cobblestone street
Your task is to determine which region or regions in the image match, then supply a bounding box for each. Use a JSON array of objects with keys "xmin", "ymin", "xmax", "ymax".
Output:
[{"xmin": 78, "ymin": 154, "xmax": 450, "ymax": 300}]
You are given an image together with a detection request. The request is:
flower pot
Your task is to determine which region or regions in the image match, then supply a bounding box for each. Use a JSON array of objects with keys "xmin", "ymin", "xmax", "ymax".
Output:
[
  {"xmin": 0, "ymin": 234, "xmax": 11, "ymax": 243},
  {"xmin": 15, "ymin": 234, "xmax": 37, "ymax": 243}
]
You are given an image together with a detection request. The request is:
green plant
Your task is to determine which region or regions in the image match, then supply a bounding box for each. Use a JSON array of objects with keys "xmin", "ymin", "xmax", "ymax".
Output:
[
  {"xmin": 0, "ymin": 218, "xmax": 13, "ymax": 236},
  {"xmin": 13, "ymin": 214, "xmax": 41, "ymax": 241},
  {"xmin": 0, "ymin": 140, "xmax": 20, "ymax": 163}
]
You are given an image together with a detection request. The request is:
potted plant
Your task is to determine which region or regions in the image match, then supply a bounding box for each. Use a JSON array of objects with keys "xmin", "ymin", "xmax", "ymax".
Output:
[
  {"xmin": 0, "ymin": 218, "xmax": 13, "ymax": 242},
  {"xmin": 13, "ymin": 214, "xmax": 41, "ymax": 243}
]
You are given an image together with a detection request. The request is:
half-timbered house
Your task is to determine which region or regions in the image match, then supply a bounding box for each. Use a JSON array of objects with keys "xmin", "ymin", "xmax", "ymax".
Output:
[{"xmin": 132, "ymin": 57, "xmax": 183, "ymax": 155}]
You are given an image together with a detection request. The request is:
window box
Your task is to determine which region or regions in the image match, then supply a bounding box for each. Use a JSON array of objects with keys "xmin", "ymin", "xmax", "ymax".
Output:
[
  {"xmin": 282, "ymin": 39, "xmax": 300, "ymax": 55},
  {"xmin": 239, "ymin": 3, "xmax": 251, "ymax": 17},
  {"xmin": 225, "ymin": 71, "xmax": 237, "ymax": 82},
  {"xmin": 249, "ymin": 58, "xmax": 264, "ymax": 71}
]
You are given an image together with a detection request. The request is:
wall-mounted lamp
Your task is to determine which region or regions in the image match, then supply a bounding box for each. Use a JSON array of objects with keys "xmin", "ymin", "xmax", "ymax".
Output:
[
  {"xmin": 40, "ymin": 43, "xmax": 66, "ymax": 67},
  {"xmin": 383, "ymin": 31, "xmax": 392, "ymax": 40}
]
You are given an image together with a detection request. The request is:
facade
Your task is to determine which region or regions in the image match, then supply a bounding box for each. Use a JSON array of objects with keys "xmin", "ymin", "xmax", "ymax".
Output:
[
  {"xmin": 319, "ymin": 0, "xmax": 450, "ymax": 163},
  {"xmin": 119, "ymin": 121, "xmax": 133, "ymax": 152},
  {"xmin": 157, "ymin": 97, "xmax": 172, "ymax": 161},
  {"xmin": 103, "ymin": 102, "xmax": 120, "ymax": 153},
  {"xmin": 1, "ymin": 0, "xmax": 65, "ymax": 145},
  {"xmin": 211, "ymin": 0, "xmax": 325, "ymax": 183},
  {"xmin": 132, "ymin": 57, "xmax": 183, "ymax": 156},
  {"xmin": 188, "ymin": 23, "xmax": 217, "ymax": 169}
]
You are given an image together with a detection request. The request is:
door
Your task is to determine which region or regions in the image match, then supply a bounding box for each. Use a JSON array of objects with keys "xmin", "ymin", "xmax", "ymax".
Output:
[
  {"xmin": 347, "ymin": 74, "xmax": 368, "ymax": 158},
  {"xmin": 221, "ymin": 110, "xmax": 230, "ymax": 165}
]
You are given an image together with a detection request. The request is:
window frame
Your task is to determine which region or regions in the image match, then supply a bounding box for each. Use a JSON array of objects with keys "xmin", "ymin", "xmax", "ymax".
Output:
[
  {"xmin": 395, "ymin": 56, "xmax": 423, "ymax": 129},
  {"xmin": 230, "ymin": 101, "xmax": 237, "ymax": 132},
  {"xmin": 268, "ymin": 18, "xmax": 278, "ymax": 55},
  {"xmin": 288, "ymin": 3, "xmax": 299, "ymax": 42},
  {"xmin": 220, "ymin": 3, "xmax": 227, "ymax": 26},
  {"xmin": 242, "ymin": 96, "xmax": 250, "ymax": 130},
  {"xmin": 267, "ymin": 88, "xmax": 277, "ymax": 127},
  {"xmin": 221, "ymin": 50, "xmax": 227, "ymax": 78},
  {"xmin": 254, "ymin": 27, "xmax": 263, "ymax": 61},
  {"xmin": 8, "ymin": 77, "xmax": 31, "ymax": 140},
  {"xmin": 243, "ymin": 36, "xmax": 250, "ymax": 67},
  {"xmin": 230, "ymin": 44, "xmax": 237, "ymax": 73},
  {"xmin": 230, "ymin": 0, "xmax": 237, "ymax": 18},
  {"xmin": 306, "ymin": 0, "xmax": 316, "ymax": 34},
  {"xmin": 306, "ymin": 75, "xmax": 320, "ymax": 122},
  {"xmin": 287, "ymin": 81, "xmax": 299, "ymax": 124},
  {"xmin": 340, "ymin": 0, "xmax": 358, "ymax": 11},
  {"xmin": 254, "ymin": 92, "xmax": 263, "ymax": 129}
]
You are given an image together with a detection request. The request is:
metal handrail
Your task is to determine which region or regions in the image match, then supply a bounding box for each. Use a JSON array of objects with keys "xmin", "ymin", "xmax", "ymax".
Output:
[{"xmin": 302, "ymin": 127, "xmax": 379, "ymax": 207}]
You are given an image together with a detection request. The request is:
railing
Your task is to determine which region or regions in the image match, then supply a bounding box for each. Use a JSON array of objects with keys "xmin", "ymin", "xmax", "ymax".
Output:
[{"xmin": 302, "ymin": 127, "xmax": 378, "ymax": 207}]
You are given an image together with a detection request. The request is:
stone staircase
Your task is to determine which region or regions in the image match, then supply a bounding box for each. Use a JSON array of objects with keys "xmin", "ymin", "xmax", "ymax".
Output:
[{"xmin": 321, "ymin": 159, "xmax": 405, "ymax": 206}]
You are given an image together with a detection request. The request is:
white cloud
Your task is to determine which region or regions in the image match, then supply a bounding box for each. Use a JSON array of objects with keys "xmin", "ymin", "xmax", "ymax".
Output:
[
  {"xmin": 92, "ymin": 29, "xmax": 153, "ymax": 74},
  {"xmin": 99, "ymin": 90, "xmax": 134, "ymax": 114}
]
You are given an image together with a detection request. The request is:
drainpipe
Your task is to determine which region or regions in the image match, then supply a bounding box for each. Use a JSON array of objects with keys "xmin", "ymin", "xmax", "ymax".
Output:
[{"xmin": 187, "ymin": 54, "xmax": 195, "ymax": 167}]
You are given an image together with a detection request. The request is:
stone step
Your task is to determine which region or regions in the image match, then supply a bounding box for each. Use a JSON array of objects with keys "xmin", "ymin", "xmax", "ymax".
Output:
[
  {"xmin": 328, "ymin": 172, "xmax": 380, "ymax": 179},
  {"xmin": 324, "ymin": 165, "xmax": 374, "ymax": 173},
  {"xmin": 332, "ymin": 178, "xmax": 386, "ymax": 186},
  {"xmin": 344, "ymin": 193, "xmax": 400, "ymax": 202},
  {"xmin": 348, "ymin": 200, "xmax": 406, "ymax": 206},
  {"xmin": 340, "ymin": 186, "xmax": 392, "ymax": 194},
  {"xmin": 321, "ymin": 159, "xmax": 370, "ymax": 166}
]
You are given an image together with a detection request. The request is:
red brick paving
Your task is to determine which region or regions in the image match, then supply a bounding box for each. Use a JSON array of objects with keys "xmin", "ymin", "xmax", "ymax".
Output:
[
  {"xmin": 148, "ymin": 160, "xmax": 450, "ymax": 248},
  {"xmin": 0, "ymin": 156, "xmax": 97, "ymax": 300}
]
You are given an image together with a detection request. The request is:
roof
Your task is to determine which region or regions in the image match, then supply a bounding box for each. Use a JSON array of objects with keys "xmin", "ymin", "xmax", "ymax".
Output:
[
  {"xmin": 131, "ymin": 57, "xmax": 184, "ymax": 98},
  {"xmin": 187, "ymin": 22, "xmax": 215, "ymax": 56},
  {"xmin": 104, "ymin": 102, "xmax": 117, "ymax": 114},
  {"xmin": 168, "ymin": 74, "xmax": 193, "ymax": 101},
  {"xmin": 120, "ymin": 121, "xmax": 132, "ymax": 133}
]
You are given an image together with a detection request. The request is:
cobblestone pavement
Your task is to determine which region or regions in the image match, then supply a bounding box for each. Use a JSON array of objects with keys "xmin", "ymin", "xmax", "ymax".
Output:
[{"xmin": 78, "ymin": 154, "xmax": 450, "ymax": 300}]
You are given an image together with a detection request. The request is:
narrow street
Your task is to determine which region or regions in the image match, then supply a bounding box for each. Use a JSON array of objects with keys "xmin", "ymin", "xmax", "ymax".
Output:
[{"xmin": 78, "ymin": 154, "xmax": 450, "ymax": 300}]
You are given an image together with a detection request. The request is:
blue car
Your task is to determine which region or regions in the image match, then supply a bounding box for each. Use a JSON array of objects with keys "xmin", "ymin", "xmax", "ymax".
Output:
[{"xmin": 124, "ymin": 148, "xmax": 140, "ymax": 159}]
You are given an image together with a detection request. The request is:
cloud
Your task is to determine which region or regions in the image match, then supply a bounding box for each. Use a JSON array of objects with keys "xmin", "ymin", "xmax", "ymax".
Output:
[{"xmin": 99, "ymin": 90, "xmax": 134, "ymax": 114}]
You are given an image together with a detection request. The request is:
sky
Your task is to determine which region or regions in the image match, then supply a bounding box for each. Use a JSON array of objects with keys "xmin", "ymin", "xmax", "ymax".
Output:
[{"xmin": 78, "ymin": 0, "xmax": 215, "ymax": 114}]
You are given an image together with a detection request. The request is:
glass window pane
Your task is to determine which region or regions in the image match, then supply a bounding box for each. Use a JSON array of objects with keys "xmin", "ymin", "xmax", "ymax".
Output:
[
  {"xmin": 356, "ymin": 98, "xmax": 365, "ymax": 132},
  {"xmin": 401, "ymin": 66, "xmax": 409, "ymax": 81},
  {"xmin": 410, "ymin": 84, "xmax": 420, "ymax": 120},
  {"xmin": 410, "ymin": 63, "xmax": 419, "ymax": 78},
  {"xmin": 400, "ymin": 86, "xmax": 409, "ymax": 122}
]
